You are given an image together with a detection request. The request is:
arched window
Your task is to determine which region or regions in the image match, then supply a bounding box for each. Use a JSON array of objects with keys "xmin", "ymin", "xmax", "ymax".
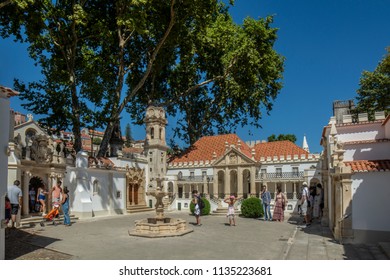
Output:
[
  {"xmin": 178, "ymin": 171, "xmax": 183, "ymax": 179},
  {"xmin": 151, "ymin": 127, "xmax": 154, "ymax": 139},
  {"xmin": 93, "ymin": 179, "xmax": 100, "ymax": 196}
]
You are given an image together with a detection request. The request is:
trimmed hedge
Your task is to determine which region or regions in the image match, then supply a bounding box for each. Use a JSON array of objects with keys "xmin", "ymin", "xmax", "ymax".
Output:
[
  {"xmin": 240, "ymin": 197, "xmax": 263, "ymax": 218},
  {"xmin": 190, "ymin": 197, "xmax": 211, "ymax": 215}
]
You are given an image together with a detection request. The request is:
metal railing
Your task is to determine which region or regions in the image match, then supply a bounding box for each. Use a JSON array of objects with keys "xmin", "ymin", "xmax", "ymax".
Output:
[
  {"xmin": 177, "ymin": 175, "xmax": 213, "ymax": 182},
  {"xmin": 256, "ymin": 171, "xmax": 304, "ymax": 180}
]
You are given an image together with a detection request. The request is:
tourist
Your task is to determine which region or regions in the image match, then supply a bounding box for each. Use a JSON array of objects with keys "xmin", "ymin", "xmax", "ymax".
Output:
[
  {"xmin": 224, "ymin": 195, "xmax": 240, "ymax": 226},
  {"xmin": 52, "ymin": 180, "xmax": 63, "ymax": 205},
  {"xmin": 272, "ymin": 185, "xmax": 287, "ymax": 222},
  {"xmin": 37, "ymin": 184, "xmax": 48, "ymax": 216},
  {"xmin": 7, "ymin": 180, "xmax": 22, "ymax": 228},
  {"xmin": 191, "ymin": 190, "xmax": 201, "ymax": 226},
  {"xmin": 300, "ymin": 182, "xmax": 311, "ymax": 228},
  {"xmin": 260, "ymin": 185, "xmax": 272, "ymax": 221},
  {"xmin": 29, "ymin": 186, "xmax": 36, "ymax": 213},
  {"xmin": 308, "ymin": 186, "xmax": 316, "ymax": 222},
  {"xmin": 61, "ymin": 186, "xmax": 71, "ymax": 226},
  {"xmin": 52, "ymin": 180, "xmax": 63, "ymax": 217}
]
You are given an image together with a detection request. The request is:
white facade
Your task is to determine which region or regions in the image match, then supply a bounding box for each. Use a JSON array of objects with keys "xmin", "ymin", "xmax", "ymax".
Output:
[
  {"xmin": 0, "ymin": 86, "xmax": 18, "ymax": 260},
  {"xmin": 167, "ymin": 140, "xmax": 321, "ymax": 213},
  {"xmin": 321, "ymin": 111, "xmax": 390, "ymax": 243}
]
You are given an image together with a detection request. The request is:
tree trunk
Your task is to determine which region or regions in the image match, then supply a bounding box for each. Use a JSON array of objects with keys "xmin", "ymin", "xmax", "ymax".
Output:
[{"xmin": 96, "ymin": 121, "xmax": 115, "ymax": 157}]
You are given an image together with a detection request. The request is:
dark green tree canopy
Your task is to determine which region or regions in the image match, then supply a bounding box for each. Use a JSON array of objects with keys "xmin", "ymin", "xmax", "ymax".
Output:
[
  {"xmin": 353, "ymin": 47, "xmax": 390, "ymax": 119},
  {"xmin": 267, "ymin": 134, "xmax": 296, "ymax": 143},
  {"xmin": 127, "ymin": 12, "xmax": 284, "ymax": 147},
  {"xmin": 1, "ymin": 0, "xmax": 283, "ymax": 154}
]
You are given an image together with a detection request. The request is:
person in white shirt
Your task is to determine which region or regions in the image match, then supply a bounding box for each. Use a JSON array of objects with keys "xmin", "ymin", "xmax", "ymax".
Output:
[{"xmin": 300, "ymin": 182, "xmax": 311, "ymax": 228}]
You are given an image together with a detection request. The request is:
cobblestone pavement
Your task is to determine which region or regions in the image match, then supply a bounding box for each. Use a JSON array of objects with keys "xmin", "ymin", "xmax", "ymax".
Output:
[
  {"xmin": 5, "ymin": 227, "xmax": 72, "ymax": 260},
  {"xmin": 4, "ymin": 212, "xmax": 389, "ymax": 260}
]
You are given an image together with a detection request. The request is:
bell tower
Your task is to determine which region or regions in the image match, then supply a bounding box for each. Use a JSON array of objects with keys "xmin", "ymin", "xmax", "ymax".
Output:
[{"xmin": 144, "ymin": 106, "xmax": 168, "ymax": 188}]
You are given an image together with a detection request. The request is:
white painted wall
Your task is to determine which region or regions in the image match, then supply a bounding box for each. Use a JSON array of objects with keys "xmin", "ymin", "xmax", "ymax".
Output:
[
  {"xmin": 65, "ymin": 152, "xmax": 128, "ymax": 218},
  {"xmin": 0, "ymin": 98, "xmax": 10, "ymax": 260},
  {"xmin": 351, "ymin": 172, "xmax": 390, "ymax": 232},
  {"xmin": 344, "ymin": 142, "xmax": 390, "ymax": 161},
  {"xmin": 336, "ymin": 123, "xmax": 384, "ymax": 142}
]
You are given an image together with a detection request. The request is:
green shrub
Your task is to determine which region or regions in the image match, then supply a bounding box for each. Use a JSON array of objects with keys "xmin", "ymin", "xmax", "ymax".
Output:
[
  {"xmin": 240, "ymin": 197, "xmax": 263, "ymax": 218},
  {"xmin": 190, "ymin": 197, "xmax": 210, "ymax": 216}
]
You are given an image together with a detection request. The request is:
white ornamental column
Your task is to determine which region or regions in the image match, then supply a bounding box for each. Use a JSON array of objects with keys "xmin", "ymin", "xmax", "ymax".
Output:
[{"xmin": 22, "ymin": 171, "xmax": 31, "ymax": 216}]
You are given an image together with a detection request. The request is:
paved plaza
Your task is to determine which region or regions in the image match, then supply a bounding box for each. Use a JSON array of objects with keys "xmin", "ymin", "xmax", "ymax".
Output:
[{"xmin": 5, "ymin": 211, "xmax": 390, "ymax": 260}]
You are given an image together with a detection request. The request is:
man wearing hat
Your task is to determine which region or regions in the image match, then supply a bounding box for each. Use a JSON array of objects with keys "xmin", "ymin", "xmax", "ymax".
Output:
[{"xmin": 300, "ymin": 182, "xmax": 311, "ymax": 228}]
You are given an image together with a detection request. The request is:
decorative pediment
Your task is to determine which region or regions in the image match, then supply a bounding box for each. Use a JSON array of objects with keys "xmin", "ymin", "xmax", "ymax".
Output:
[{"xmin": 213, "ymin": 147, "xmax": 255, "ymax": 166}]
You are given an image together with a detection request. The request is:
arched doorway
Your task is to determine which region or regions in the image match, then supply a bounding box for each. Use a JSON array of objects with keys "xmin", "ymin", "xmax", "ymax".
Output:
[
  {"xmin": 28, "ymin": 176, "xmax": 44, "ymax": 213},
  {"xmin": 126, "ymin": 168, "xmax": 145, "ymax": 207}
]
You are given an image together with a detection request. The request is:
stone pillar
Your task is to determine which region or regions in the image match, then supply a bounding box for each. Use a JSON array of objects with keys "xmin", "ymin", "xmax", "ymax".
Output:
[
  {"xmin": 250, "ymin": 169, "xmax": 256, "ymax": 196},
  {"xmin": 22, "ymin": 171, "xmax": 31, "ymax": 217},
  {"xmin": 293, "ymin": 182, "xmax": 297, "ymax": 199},
  {"xmin": 224, "ymin": 167, "xmax": 229, "ymax": 198},
  {"xmin": 213, "ymin": 173, "xmax": 218, "ymax": 198},
  {"xmin": 333, "ymin": 180, "xmax": 342, "ymax": 241},
  {"xmin": 340, "ymin": 177, "xmax": 353, "ymax": 239},
  {"xmin": 321, "ymin": 174, "xmax": 329, "ymax": 227}
]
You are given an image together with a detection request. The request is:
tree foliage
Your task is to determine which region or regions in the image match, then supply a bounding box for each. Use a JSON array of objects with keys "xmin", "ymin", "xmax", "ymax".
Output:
[
  {"xmin": 353, "ymin": 47, "xmax": 390, "ymax": 119},
  {"xmin": 267, "ymin": 134, "xmax": 296, "ymax": 143},
  {"xmin": 127, "ymin": 11, "xmax": 284, "ymax": 146},
  {"xmin": 0, "ymin": 0, "xmax": 114, "ymax": 152},
  {"xmin": 1, "ymin": 1, "xmax": 284, "ymax": 154}
]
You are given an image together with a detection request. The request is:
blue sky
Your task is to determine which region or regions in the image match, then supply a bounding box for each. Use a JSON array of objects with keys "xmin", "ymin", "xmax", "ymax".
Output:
[{"xmin": 1, "ymin": 0, "xmax": 389, "ymax": 153}]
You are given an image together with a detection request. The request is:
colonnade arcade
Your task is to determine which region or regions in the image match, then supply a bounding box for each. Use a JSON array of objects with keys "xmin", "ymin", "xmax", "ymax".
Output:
[{"xmin": 172, "ymin": 166, "xmax": 258, "ymax": 200}]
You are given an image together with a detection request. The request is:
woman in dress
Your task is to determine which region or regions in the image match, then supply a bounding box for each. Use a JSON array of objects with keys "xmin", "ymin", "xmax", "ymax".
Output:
[
  {"xmin": 272, "ymin": 186, "xmax": 287, "ymax": 222},
  {"xmin": 224, "ymin": 195, "xmax": 240, "ymax": 226}
]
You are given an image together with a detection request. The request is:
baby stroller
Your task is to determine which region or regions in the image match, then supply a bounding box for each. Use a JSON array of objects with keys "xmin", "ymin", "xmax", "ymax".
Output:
[{"xmin": 40, "ymin": 203, "xmax": 60, "ymax": 227}]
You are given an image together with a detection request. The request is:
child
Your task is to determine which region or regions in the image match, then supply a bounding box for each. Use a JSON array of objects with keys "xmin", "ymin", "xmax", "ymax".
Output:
[{"xmin": 224, "ymin": 195, "xmax": 240, "ymax": 226}]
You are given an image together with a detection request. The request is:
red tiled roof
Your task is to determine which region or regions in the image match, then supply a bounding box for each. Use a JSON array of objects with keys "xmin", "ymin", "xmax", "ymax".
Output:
[
  {"xmin": 253, "ymin": 140, "xmax": 309, "ymax": 161},
  {"xmin": 88, "ymin": 157, "xmax": 115, "ymax": 168},
  {"xmin": 345, "ymin": 160, "xmax": 390, "ymax": 172},
  {"xmin": 169, "ymin": 134, "xmax": 252, "ymax": 163}
]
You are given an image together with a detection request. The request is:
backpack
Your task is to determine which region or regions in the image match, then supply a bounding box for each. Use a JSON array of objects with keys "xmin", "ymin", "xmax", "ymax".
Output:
[{"xmin": 198, "ymin": 196, "xmax": 205, "ymax": 209}]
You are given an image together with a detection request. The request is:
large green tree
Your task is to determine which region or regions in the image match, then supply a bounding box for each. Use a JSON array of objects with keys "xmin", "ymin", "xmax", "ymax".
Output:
[
  {"xmin": 353, "ymin": 47, "xmax": 390, "ymax": 119},
  {"xmin": 0, "ymin": 0, "xmax": 115, "ymax": 152},
  {"xmin": 1, "ymin": 1, "xmax": 283, "ymax": 154},
  {"xmin": 127, "ymin": 12, "xmax": 284, "ymax": 146}
]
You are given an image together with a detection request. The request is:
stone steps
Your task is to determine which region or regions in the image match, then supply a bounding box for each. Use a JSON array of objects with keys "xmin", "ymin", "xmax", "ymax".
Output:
[
  {"xmin": 211, "ymin": 207, "xmax": 241, "ymax": 216},
  {"xmin": 126, "ymin": 205, "xmax": 154, "ymax": 214},
  {"xmin": 19, "ymin": 214, "xmax": 79, "ymax": 227}
]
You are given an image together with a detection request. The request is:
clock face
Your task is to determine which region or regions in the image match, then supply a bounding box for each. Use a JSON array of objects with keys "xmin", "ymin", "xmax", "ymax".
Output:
[
  {"xmin": 159, "ymin": 110, "xmax": 164, "ymax": 117},
  {"xmin": 149, "ymin": 109, "xmax": 155, "ymax": 117}
]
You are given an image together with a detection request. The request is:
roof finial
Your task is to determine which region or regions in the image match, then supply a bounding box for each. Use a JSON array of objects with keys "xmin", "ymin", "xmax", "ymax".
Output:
[{"xmin": 303, "ymin": 134, "xmax": 309, "ymax": 153}]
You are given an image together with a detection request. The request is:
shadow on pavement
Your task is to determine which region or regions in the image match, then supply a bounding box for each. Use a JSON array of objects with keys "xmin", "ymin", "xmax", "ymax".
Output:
[{"xmin": 5, "ymin": 227, "xmax": 71, "ymax": 260}]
